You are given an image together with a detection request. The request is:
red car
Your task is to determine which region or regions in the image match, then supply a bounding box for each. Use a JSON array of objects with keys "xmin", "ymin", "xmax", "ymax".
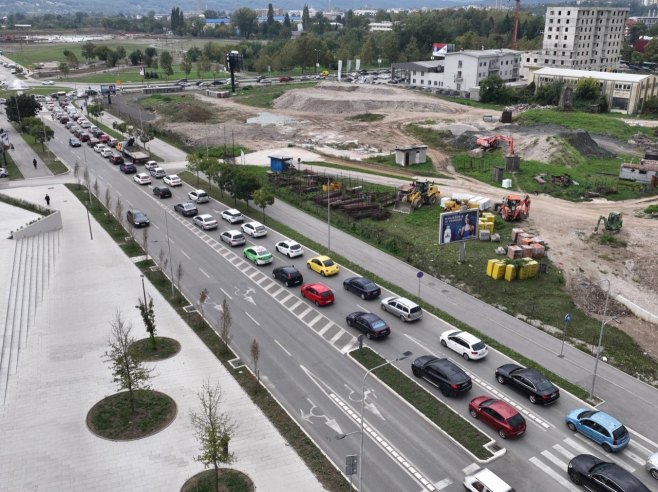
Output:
[
  {"xmin": 300, "ymin": 283, "xmax": 334, "ymax": 307},
  {"xmin": 468, "ymin": 396, "xmax": 526, "ymax": 439},
  {"xmin": 98, "ymin": 134, "xmax": 110, "ymax": 143},
  {"xmin": 279, "ymin": 76, "xmax": 292, "ymax": 82}
]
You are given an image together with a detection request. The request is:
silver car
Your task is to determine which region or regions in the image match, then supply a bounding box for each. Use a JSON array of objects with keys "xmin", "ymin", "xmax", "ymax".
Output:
[
  {"xmin": 380, "ymin": 296, "xmax": 423, "ymax": 322},
  {"xmin": 220, "ymin": 230, "xmax": 246, "ymax": 247},
  {"xmin": 648, "ymin": 452, "xmax": 658, "ymax": 480}
]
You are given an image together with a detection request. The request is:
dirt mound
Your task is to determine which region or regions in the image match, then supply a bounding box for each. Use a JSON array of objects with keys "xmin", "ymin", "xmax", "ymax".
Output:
[
  {"xmin": 559, "ymin": 130, "xmax": 614, "ymax": 157},
  {"xmin": 272, "ymin": 82, "xmax": 464, "ymax": 114}
]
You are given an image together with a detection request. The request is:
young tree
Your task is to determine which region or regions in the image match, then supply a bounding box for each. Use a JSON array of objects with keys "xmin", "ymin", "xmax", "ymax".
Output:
[
  {"xmin": 136, "ymin": 294, "xmax": 158, "ymax": 350},
  {"xmin": 104, "ymin": 311, "xmax": 153, "ymax": 413},
  {"xmin": 198, "ymin": 288, "xmax": 209, "ymax": 319},
  {"xmin": 115, "ymin": 197, "xmax": 124, "ymax": 224},
  {"xmin": 104, "ymin": 187, "xmax": 111, "ymax": 210},
  {"xmin": 23, "ymin": 117, "xmax": 54, "ymax": 151},
  {"xmin": 252, "ymin": 187, "xmax": 275, "ymax": 219},
  {"xmin": 5, "ymin": 95, "xmax": 41, "ymax": 123},
  {"xmin": 81, "ymin": 41, "xmax": 97, "ymax": 62},
  {"xmin": 142, "ymin": 226, "xmax": 150, "ymax": 261},
  {"xmin": 176, "ymin": 263, "xmax": 184, "ymax": 300},
  {"xmin": 219, "ymin": 298, "xmax": 232, "ymax": 354},
  {"xmin": 93, "ymin": 179, "xmax": 100, "ymax": 209},
  {"xmin": 250, "ymin": 338, "xmax": 260, "ymax": 381},
  {"xmin": 190, "ymin": 381, "xmax": 236, "ymax": 492},
  {"xmin": 186, "ymin": 151, "xmax": 203, "ymax": 183},
  {"xmin": 181, "ymin": 53, "xmax": 193, "ymax": 77},
  {"xmin": 160, "ymin": 50, "xmax": 174, "ymax": 79},
  {"xmin": 59, "ymin": 62, "xmax": 70, "ymax": 78}
]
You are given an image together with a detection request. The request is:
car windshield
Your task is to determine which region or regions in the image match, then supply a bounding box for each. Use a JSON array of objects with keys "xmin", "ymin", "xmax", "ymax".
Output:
[
  {"xmin": 613, "ymin": 426, "xmax": 628, "ymax": 440},
  {"xmin": 323, "ymin": 260, "xmax": 335, "ymax": 266},
  {"xmin": 577, "ymin": 410, "xmax": 596, "ymax": 419},
  {"xmin": 371, "ymin": 320, "xmax": 387, "ymax": 330},
  {"xmin": 507, "ymin": 414, "xmax": 525, "ymax": 427},
  {"xmin": 472, "ymin": 342, "xmax": 486, "ymax": 351}
]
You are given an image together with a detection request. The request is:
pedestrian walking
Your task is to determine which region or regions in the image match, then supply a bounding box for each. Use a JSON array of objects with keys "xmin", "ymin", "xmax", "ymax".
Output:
[
  {"xmin": 45, "ymin": 194, "xmax": 50, "ymax": 206},
  {"xmin": 33, "ymin": 158, "xmax": 37, "ymax": 169}
]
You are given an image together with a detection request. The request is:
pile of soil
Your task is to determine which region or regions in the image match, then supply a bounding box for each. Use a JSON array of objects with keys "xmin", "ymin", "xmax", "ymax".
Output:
[{"xmin": 559, "ymin": 130, "xmax": 614, "ymax": 157}]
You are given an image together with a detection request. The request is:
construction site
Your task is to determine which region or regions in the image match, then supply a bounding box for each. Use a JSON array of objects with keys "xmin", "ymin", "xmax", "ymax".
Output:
[{"xmin": 114, "ymin": 81, "xmax": 658, "ymax": 374}]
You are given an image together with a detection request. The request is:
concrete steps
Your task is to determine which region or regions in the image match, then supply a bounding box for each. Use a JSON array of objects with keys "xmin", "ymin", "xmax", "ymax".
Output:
[{"xmin": 0, "ymin": 230, "xmax": 59, "ymax": 403}]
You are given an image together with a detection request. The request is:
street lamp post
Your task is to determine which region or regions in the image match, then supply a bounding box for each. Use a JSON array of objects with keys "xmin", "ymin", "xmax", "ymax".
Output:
[
  {"xmin": 357, "ymin": 351, "xmax": 412, "ymax": 491},
  {"xmin": 327, "ymin": 177, "xmax": 331, "ymax": 251},
  {"xmin": 587, "ymin": 278, "xmax": 610, "ymax": 401},
  {"xmin": 314, "ymin": 49, "xmax": 319, "ymax": 74}
]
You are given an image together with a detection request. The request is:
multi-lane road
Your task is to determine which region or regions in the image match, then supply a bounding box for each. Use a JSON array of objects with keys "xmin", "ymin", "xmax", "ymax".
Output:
[{"xmin": 36, "ymin": 106, "xmax": 658, "ymax": 492}]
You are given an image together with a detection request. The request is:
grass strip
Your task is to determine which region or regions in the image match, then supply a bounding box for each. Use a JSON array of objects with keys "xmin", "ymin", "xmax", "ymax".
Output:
[
  {"xmin": 64, "ymin": 183, "xmax": 349, "ymax": 492},
  {"xmin": 12, "ymin": 123, "xmax": 68, "ymax": 175},
  {"xmin": 351, "ymin": 348, "xmax": 493, "ymax": 459}
]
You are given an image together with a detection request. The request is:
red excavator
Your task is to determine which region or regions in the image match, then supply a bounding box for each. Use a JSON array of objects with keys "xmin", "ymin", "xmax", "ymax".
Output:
[
  {"xmin": 498, "ymin": 194, "xmax": 530, "ymax": 221},
  {"xmin": 476, "ymin": 134, "xmax": 516, "ymax": 156}
]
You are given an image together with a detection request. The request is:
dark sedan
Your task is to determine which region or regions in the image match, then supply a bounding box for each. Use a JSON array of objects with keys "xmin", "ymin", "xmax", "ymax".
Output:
[
  {"xmin": 119, "ymin": 162, "xmax": 137, "ymax": 174},
  {"xmin": 153, "ymin": 186, "xmax": 172, "ymax": 199},
  {"xmin": 495, "ymin": 364, "xmax": 560, "ymax": 405},
  {"xmin": 568, "ymin": 454, "xmax": 650, "ymax": 492},
  {"xmin": 346, "ymin": 312, "xmax": 390, "ymax": 339},
  {"xmin": 343, "ymin": 276, "xmax": 381, "ymax": 300},
  {"xmin": 174, "ymin": 202, "xmax": 198, "ymax": 217},
  {"xmin": 272, "ymin": 265, "xmax": 303, "ymax": 287},
  {"xmin": 411, "ymin": 356, "xmax": 472, "ymax": 396}
]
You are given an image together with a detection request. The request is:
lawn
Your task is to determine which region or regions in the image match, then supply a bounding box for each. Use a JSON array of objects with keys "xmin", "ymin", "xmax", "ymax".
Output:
[
  {"xmin": 232, "ymin": 82, "xmax": 318, "ymax": 108},
  {"xmin": 68, "ymin": 64, "xmax": 231, "ymax": 84},
  {"xmin": 138, "ymin": 94, "xmax": 220, "ymax": 123},
  {"xmin": 4, "ymin": 41, "xmax": 151, "ymax": 67},
  {"xmin": 0, "ymin": 86, "xmax": 70, "ymax": 99}
]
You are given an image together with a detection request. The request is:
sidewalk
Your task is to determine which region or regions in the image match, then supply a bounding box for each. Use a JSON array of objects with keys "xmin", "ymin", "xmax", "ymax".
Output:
[
  {"xmin": 0, "ymin": 184, "xmax": 324, "ymax": 492},
  {"xmin": 0, "ymin": 112, "xmax": 52, "ymax": 179}
]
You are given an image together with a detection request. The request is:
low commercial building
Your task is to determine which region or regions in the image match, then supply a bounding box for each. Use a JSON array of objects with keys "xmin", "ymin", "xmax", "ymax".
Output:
[
  {"xmin": 531, "ymin": 67, "xmax": 658, "ymax": 114},
  {"xmin": 395, "ymin": 145, "xmax": 427, "ymax": 166}
]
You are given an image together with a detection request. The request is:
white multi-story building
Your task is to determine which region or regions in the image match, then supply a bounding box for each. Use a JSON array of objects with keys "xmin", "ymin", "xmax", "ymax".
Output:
[{"xmin": 542, "ymin": 7, "xmax": 628, "ymax": 71}]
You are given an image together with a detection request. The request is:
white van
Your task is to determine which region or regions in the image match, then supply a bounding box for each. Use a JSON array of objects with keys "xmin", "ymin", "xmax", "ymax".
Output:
[{"xmin": 463, "ymin": 469, "xmax": 515, "ymax": 492}]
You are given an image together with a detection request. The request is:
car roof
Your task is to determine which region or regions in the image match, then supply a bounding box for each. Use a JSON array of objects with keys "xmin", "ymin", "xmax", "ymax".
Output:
[
  {"xmin": 224, "ymin": 229, "xmax": 242, "ymax": 235},
  {"xmin": 448, "ymin": 330, "xmax": 482, "ymax": 344},
  {"xmin": 589, "ymin": 411, "xmax": 624, "ymax": 430},
  {"xmin": 252, "ymin": 246, "xmax": 268, "ymax": 254},
  {"xmin": 306, "ymin": 283, "xmax": 330, "ymax": 291},
  {"xmin": 314, "ymin": 255, "xmax": 331, "ymax": 261},
  {"xmin": 193, "ymin": 189, "xmax": 207, "ymax": 194},
  {"xmin": 427, "ymin": 357, "xmax": 466, "ymax": 375},
  {"xmin": 225, "ymin": 208, "xmax": 241, "ymax": 214},
  {"xmin": 485, "ymin": 399, "xmax": 519, "ymax": 419},
  {"xmin": 197, "ymin": 214, "xmax": 213, "ymax": 219},
  {"xmin": 592, "ymin": 462, "xmax": 649, "ymax": 490},
  {"xmin": 246, "ymin": 221, "xmax": 264, "ymax": 227}
]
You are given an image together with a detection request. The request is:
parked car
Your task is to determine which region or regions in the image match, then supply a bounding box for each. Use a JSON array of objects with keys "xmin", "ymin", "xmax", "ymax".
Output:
[
  {"xmin": 569, "ymin": 454, "xmax": 650, "ymax": 492},
  {"xmin": 0, "ymin": 167, "xmax": 8, "ymax": 178},
  {"xmin": 565, "ymin": 409, "xmax": 630, "ymax": 452},
  {"xmin": 647, "ymin": 452, "xmax": 658, "ymax": 480},
  {"xmin": 440, "ymin": 329, "xmax": 487, "ymax": 361},
  {"xmin": 133, "ymin": 173, "xmax": 151, "ymax": 185},
  {"xmin": 463, "ymin": 469, "xmax": 516, "ymax": 492},
  {"xmin": 119, "ymin": 162, "xmax": 137, "ymax": 174},
  {"xmin": 145, "ymin": 160, "xmax": 159, "ymax": 171},
  {"xmin": 100, "ymin": 148, "xmax": 114, "ymax": 158},
  {"xmin": 220, "ymin": 208, "xmax": 244, "ymax": 224},
  {"xmin": 301, "ymin": 283, "xmax": 334, "ymax": 306},
  {"xmin": 69, "ymin": 137, "xmax": 81, "ymax": 147},
  {"xmin": 153, "ymin": 186, "xmax": 172, "ymax": 199},
  {"xmin": 307, "ymin": 255, "xmax": 339, "ymax": 276},
  {"xmin": 193, "ymin": 214, "xmax": 218, "ymax": 230},
  {"xmin": 126, "ymin": 209, "xmax": 149, "ymax": 227},
  {"xmin": 163, "ymin": 174, "xmax": 182, "ymax": 187},
  {"xmin": 468, "ymin": 396, "xmax": 526, "ymax": 439},
  {"xmin": 98, "ymin": 134, "xmax": 110, "ymax": 143},
  {"xmin": 174, "ymin": 202, "xmax": 198, "ymax": 217},
  {"xmin": 220, "ymin": 230, "xmax": 246, "ymax": 247},
  {"xmin": 149, "ymin": 167, "xmax": 166, "ymax": 179},
  {"xmin": 411, "ymin": 356, "xmax": 472, "ymax": 397},
  {"xmin": 87, "ymin": 137, "xmax": 100, "ymax": 148},
  {"xmin": 495, "ymin": 364, "xmax": 560, "ymax": 405},
  {"xmin": 275, "ymin": 240, "xmax": 303, "ymax": 258},
  {"xmin": 241, "ymin": 221, "xmax": 268, "ymax": 238},
  {"xmin": 243, "ymin": 246, "xmax": 273, "ymax": 266},
  {"xmin": 346, "ymin": 312, "xmax": 390, "ymax": 339},
  {"xmin": 110, "ymin": 154, "xmax": 124, "ymax": 165},
  {"xmin": 343, "ymin": 277, "xmax": 381, "ymax": 300},
  {"xmin": 279, "ymin": 76, "xmax": 293, "ymax": 82},
  {"xmin": 188, "ymin": 189, "xmax": 209, "ymax": 203},
  {"xmin": 273, "ymin": 266, "xmax": 304, "ymax": 287},
  {"xmin": 79, "ymin": 132, "xmax": 90, "ymax": 142},
  {"xmin": 93, "ymin": 143, "xmax": 107, "ymax": 153},
  {"xmin": 380, "ymin": 296, "xmax": 422, "ymax": 322}
]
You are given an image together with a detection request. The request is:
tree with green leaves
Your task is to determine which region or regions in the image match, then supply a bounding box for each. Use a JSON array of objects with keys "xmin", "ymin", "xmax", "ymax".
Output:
[
  {"xmin": 58, "ymin": 62, "xmax": 70, "ymax": 78},
  {"xmin": 479, "ymin": 74, "xmax": 513, "ymax": 104},
  {"xmin": 136, "ymin": 294, "xmax": 158, "ymax": 350},
  {"xmin": 534, "ymin": 80, "xmax": 564, "ymax": 105},
  {"xmin": 81, "ymin": 42, "xmax": 97, "ymax": 62},
  {"xmin": 128, "ymin": 49, "xmax": 144, "ymax": 66},
  {"xmin": 186, "ymin": 152, "xmax": 203, "ymax": 182},
  {"xmin": 231, "ymin": 8, "xmax": 258, "ymax": 39},
  {"xmin": 252, "ymin": 187, "xmax": 275, "ymax": 219},
  {"xmin": 575, "ymin": 77, "xmax": 600, "ymax": 101},
  {"xmin": 104, "ymin": 311, "xmax": 153, "ymax": 414},
  {"xmin": 5, "ymin": 94, "xmax": 41, "ymax": 123},
  {"xmin": 87, "ymin": 103, "xmax": 103, "ymax": 118},
  {"xmin": 23, "ymin": 117, "xmax": 54, "ymax": 151},
  {"xmin": 63, "ymin": 49, "xmax": 79, "ymax": 69},
  {"xmin": 219, "ymin": 298, "xmax": 232, "ymax": 354},
  {"xmin": 181, "ymin": 53, "xmax": 193, "ymax": 77},
  {"xmin": 190, "ymin": 381, "xmax": 236, "ymax": 492},
  {"xmin": 160, "ymin": 50, "xmax": 173, "ymax": 79}
]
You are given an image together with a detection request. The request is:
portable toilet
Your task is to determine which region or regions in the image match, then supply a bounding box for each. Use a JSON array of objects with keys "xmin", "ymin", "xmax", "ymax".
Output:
[{"xmin": 269, "ymin": 155, "xmax": 294, "ymax": 173}]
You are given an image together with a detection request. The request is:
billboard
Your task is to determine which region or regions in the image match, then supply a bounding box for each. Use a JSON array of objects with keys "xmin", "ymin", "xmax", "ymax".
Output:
[
  {"xmin": 100, "ymin": 84, "xmax": 116, "ymax": 95},
  {"xmin": 438, "ymin": 209, "xmax": 479, "ymax": 245}
]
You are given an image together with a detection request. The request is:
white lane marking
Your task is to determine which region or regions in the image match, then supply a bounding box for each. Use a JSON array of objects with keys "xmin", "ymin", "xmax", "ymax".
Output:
[
  {"xmin": 541, "ymin": 450, "xmax": 568, "ymax": 470},
  {"xmin": 356, "ymin": 303, "xmax": 367, "ymax": 311},
  {"xmin": 553, "ymin": 444, "xmax": 575, "ymax": 461},
  {"xmin": 288, "ymin": 300, "xmax": 302, "ymax": 311},
  {"xmin": 564, "ymin": 436, "xmax": 592, "ymax": 455},
  {"xmin": 274, "ymin": 340, "xmax": 292, "ymax": 357},
  {"xmin": 309, "ymin": 313, "xmax": 324, "ymax": 327},
  {"xmin": 433, "ymin": 478, "xmax": 453, "ymax": 490},
  {"xmin": 529, "ymin": 457, "xmax": 579, "ymax": 492},
  {"xmin": 219, "ymin": 288, "xmax": 232, "ymax": 300},
  {"xmin": 199, "ymin": 267, "xmax": 210, "ymax": 278},
  {"xmin": 340, "ymin": 341, "xmax": 356, "ymax": 354},
  {"xmin": 623, "ymin": 449, "xmax": 646, "ymax": 467},
  {"xmin": 318, "ymin": 323, "xmax": 334, "ymax": 336},
  {"xmin": 152, "ymin": 224, "xmax": 160, "ymax": 230},
  {"xmin": 628, "ymin": 439, "xmax": 654, "ymax": 457},
  {"xmin": 329, "ymin": 330, "xmax": 345, "ymax": 344},
  {"xmin": 181, "ymin": 249, "xmax": 190, "ymax": 260},
  {"xmin": 462, "ymin": 463, "xmax": 480, "ymax": 475},
  {"xmin": 245, "ymin": 312, "xmax": 260, "ymax": 326},
  {"xmin": 297, "ymin": 307, "xmax": 312, "ymax": 319}
]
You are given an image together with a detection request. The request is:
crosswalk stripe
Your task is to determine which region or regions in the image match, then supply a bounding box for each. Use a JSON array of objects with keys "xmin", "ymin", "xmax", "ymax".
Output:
[
  {"xmin": 564, "ymin": 437, "xmax": 592, "ymax": 455},
  {"xmin": 529, "ymin": 456, "xmax": 580, "ymax": 492},
  {"xmin": 462, "ymin": 463, "xmax": 480, "ymax": 475},
  {"xmin": 624, "ymin": 449, "xmax": 647, "ymax": 467},
  {"xmin": 541, "ymin": 450, "xmax": 568, "ymax": 469},
  {"xmin": 553, "ymin": 444, "xmax": 576, "ymax": 461},
  {"xmin": 433, "ymin": 478, "xmax": 452, "ymax": 489},
  {"xmin": 628, "ymin": 439, "xmax": 653, "ymax": 457}
]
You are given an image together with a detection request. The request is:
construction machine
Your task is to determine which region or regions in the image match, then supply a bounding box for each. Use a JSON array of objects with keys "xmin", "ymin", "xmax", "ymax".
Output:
[
  {"xmin": 594, "ymin": 212, "xmax": 623, "ymax": 233},
  {"xmin": 476, "ymin": 134, "xmax": 516, "ymax": 155},
  {"xmin": 498, "ymin": 194, "xmax": 530, "ymax": 221},
  {"xmin": 396, "ymin": 177, "xmax": 440, "ymax": 212}
]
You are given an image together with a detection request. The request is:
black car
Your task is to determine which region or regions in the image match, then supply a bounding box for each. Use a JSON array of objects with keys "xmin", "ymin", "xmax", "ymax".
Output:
[
  {"xmin": 119, "ymin": 162, "xmax": 137, "ymax": 174},
  {"xmin": 174, "ymin": 202, "xmax": 198, "ymax": 217},
  {"xmin": 68, "ymin": 137, "xmax": 81, "ymax": 147},
  {"xmin": 153, "ymin": 186, "xmax": 172, "ymax": 198},
  {"xmin": 495, "ymin": 364, "xmax": 560, "ymax": 405},
  {"xmin": 272, "ymin": 266, "xmax": 303, "ymax": 287},
  {"xmin": 568, "ymin": 454, "xmax": 650, "ymax": 492},
  {"xmin": 126, "ymin": 209, "xmax": 150, "ymax": 227},
  {"xmin": 343, "ymin": 276, "xmax": 381, "ymax": 300},
  {"xmin": 411, "ymin": 356, "xmax": 472, "ymax": 396},
  {"xmin": 346, "ymin": 312, "xmax": 390, "ymax": 339},
  {"xmin": 210, "ymin": 80, "xmax": 224, "ymax": 86}
]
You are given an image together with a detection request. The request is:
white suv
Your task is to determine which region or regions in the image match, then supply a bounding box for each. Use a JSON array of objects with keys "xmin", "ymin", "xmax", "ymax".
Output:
[
  {"xmin": 188, "ymin": 189, "xmax": 209, "ymax": 203},
  {"xmin": 440, "ymin": 329, "xmax": 488, "ymax": 361},
  {"xmin": 221, "ymin": 208, "xmax": 244, "ymax": 224}
]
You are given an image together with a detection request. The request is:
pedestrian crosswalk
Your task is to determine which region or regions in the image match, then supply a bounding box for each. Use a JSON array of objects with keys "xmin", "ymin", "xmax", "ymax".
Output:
[{"xmin": 529, "ymin": 434, "xmax": 658, "ymax": 491}]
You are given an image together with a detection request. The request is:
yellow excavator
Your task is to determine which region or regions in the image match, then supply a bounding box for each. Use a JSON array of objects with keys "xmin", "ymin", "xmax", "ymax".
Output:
[
  {"xmin": 397, "ymin": 177, "xmax": 440, "ymax": 212},
  {"xmin": 594, "ymin": 212, "xmax": 623, "ymax": 233}
]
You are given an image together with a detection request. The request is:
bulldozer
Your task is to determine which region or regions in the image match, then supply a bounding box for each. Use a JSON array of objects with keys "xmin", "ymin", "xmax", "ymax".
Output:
[
  {"xmin": 498, "ymin": 194, "xmax": 530, "ymax": 221},
  {"xmin": 594, "ymin": 212, "xmax": 623, "ymax": 233},
  {"xmin": 396, "ymin": 177, "xmax": 440, "ymax": 212}
]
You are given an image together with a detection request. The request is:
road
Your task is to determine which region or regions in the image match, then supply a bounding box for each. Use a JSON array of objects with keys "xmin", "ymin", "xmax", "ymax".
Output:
[{"xmin": 34, "ymin": 108, "xmax": 658, "ymax": 491}]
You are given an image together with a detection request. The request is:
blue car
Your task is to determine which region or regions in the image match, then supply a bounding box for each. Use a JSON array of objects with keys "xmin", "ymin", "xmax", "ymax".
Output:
[{"xmin": 565, "ymin": 408, "xmax": 630, "ymax": 452}]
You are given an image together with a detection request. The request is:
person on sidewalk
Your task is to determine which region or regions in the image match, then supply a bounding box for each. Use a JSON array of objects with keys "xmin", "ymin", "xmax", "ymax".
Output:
[
  {"xmin": 33, "ymin": 158, "xmax": 37, "ymax": 169},
  {"xmin": 45, "ymin": 194, "xmax": 50, "ymax": 206}
]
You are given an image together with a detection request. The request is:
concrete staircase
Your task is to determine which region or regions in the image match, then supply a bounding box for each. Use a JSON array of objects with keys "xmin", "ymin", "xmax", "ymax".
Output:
[{"xmin": 0, "ymin": 230, "xmax": 59, "ymax": 404}]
